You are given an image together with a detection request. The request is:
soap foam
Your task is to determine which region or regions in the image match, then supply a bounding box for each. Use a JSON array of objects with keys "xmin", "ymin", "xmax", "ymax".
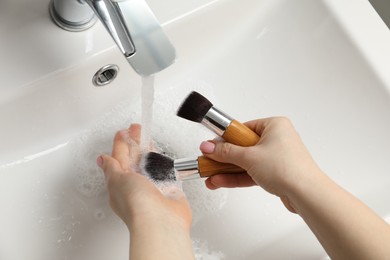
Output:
[
  {"xmin": 73, "ymin": 128, "xmax": 121, "ymax": 195},
  {"xmin": 193, "ymin": 240, "xmax": 225, "ymax": 260},
  {"xmin": 70, "ymin": 99, "xmax": 139, "ymax": 197},
  {"xmin": 70, "ymin": 79, "xmax": 228, "ymax": 258},
  {"xmin": 183, "ymin": 179, "xmax": 228, "ymax": 224}
]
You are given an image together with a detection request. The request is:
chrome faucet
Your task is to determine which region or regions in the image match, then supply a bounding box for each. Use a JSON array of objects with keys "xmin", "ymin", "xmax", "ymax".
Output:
[{"xmin": 49, "ymin": 0, "xmax": 176, "ymax": 76}]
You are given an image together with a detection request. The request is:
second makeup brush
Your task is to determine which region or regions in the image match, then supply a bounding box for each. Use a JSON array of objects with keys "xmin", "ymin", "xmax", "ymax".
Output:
[
  {"xmin": 177, "ymin": 91, "xmax": 260, "ymax": 146},
  {"xmin": 142, "ymin": 152, "xmax": 245, "ymax": 181}
]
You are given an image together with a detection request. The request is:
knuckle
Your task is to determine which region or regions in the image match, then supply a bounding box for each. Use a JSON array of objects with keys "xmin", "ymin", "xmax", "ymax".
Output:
[
  {"xmin": 220, "ymin": 142, "xmax": 232, "ymax": 157},
  {"xmin": 272, "ymin": 116, "xmax": 294, "ymax": 130},
  {"xmin": 275, "ymin": 116, "xmax": 291, "ymax": 125}
]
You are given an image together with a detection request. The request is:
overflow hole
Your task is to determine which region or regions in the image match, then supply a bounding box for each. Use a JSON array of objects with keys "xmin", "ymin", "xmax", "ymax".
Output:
[{"xmin": 93, "ymin": 65, "xmax": 119, "ymax": 87}]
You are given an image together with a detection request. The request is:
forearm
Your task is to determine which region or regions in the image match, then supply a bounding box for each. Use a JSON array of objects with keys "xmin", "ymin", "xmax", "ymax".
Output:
[
  {"xmin": 288, "ymin": 169, "xmax": 390, "ymax": 260},
  {"xmin": 128, "ymin": 216, "xmax": 194, "ymax": 260}
]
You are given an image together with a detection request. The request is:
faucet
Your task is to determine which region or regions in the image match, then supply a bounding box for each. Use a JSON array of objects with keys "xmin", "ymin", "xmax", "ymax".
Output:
[{"xmin": 49, "ymin": 0, "xmax": 176, "ymax": 76}]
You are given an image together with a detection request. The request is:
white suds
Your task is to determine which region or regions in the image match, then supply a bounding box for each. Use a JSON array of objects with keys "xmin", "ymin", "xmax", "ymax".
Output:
[
  {"xmin": 193, "ymin": 240, "xmax": 225, "ymax": 260},
  {"xmin": 70, "ymin": 80, "xmax": 228, "ymax": 258}
]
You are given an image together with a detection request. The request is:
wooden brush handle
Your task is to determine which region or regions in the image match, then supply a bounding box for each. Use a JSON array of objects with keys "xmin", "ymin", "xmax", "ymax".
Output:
[
  {"xmin": 198, "ymin": 156, "xmax": 245, "ymax": 178},
  {"xmin": 222, "ymin": 120, "xmax": 260, "ymax": 146},
  {"xmin": 196, "ymin": 120, "xmax": 258, "ymax": 178}
]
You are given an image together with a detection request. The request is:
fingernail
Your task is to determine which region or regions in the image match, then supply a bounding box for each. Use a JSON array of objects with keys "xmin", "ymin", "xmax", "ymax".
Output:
[
  {"xmin": 96, "ymin": 156, "xmax": 104, "ymax": 168},
  {"xmin": 200, "ymin": 141, "xmax": 215, "ymax": 154}
]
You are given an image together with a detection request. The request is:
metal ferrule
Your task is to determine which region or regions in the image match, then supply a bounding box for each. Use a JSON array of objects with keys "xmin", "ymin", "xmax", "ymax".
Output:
[
  {"xmin": 174, "ymin": 158, "xmax": 201, "ymax": 181},
  {"xmin": 202, "ymin": 106, "xmax": 233, "ymax": 136}
]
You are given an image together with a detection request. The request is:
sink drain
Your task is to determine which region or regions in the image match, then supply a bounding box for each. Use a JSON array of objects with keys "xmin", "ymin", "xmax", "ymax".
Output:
[{"xmin": 93, "ymin": 65, "xmax": 119, "ymax": 87}]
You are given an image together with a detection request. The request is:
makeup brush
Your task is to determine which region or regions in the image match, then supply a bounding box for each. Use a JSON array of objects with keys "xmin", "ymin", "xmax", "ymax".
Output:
[
  {"xmin": 143, "ymin": 152, "xmax": 245, "ymax": 181},
  {"xmin": 177, "ymin": 91, "xmax": 260, "ymax": 146}
]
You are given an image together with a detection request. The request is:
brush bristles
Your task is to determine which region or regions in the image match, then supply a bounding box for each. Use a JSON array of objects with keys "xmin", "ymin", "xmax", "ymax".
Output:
[
  {"xmin": 143, "ymin": 152, "xmax": 177, "ymax": 182},
  {"xmin": 177, "ymin": 91, "xmax": 213, "ymax": 123}
]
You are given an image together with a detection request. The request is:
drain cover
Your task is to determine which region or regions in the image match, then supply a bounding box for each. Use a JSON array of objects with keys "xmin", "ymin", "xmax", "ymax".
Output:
[{"xmin": 93, "ymin": 65, "xmax": 119, "ymax": 86}]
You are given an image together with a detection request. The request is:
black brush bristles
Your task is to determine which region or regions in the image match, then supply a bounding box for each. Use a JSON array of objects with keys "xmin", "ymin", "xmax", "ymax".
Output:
[
  {"xmin": 143, "ymin": 152, "xmax": 177, "ymax": 182},
  {"xmin": 177, "ymin": 91, "xmax": 213, "ymax": 123}
]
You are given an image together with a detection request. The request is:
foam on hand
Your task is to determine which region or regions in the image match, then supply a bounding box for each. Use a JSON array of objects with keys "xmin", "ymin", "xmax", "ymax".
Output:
[{"xmin": 70, "ymin": 79, "xmax": 227, "ymax": 259}]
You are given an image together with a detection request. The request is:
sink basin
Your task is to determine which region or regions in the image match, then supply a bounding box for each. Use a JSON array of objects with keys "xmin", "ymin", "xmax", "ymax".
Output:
[{"xmin": 1, "ymin": 0, "xmax": 390, "ymax": 259}]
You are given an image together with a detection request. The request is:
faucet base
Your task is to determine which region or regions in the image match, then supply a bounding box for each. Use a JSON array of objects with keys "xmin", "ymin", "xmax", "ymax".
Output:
[{"xmin": 49, "ymin": 0, "xmax": 98, "ymax": 32}]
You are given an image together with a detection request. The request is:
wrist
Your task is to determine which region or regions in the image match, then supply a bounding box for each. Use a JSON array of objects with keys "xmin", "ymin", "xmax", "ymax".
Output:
[
  {"xmin": 282, "ymin": 165, "xmax": 327, "ymax": 215},
  {"xmin": 128, "ymin": 212, "xmax": 194, "ymax": 260},
  {"xmin": 284, "ymin": 167, "xmax": 332, "ymax": 216},
  {"xmin": 128, "ymin": 209, "xmax": 191, "ymax": 233}
]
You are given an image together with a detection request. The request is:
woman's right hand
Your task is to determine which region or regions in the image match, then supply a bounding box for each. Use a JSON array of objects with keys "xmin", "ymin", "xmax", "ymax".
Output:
[
  {"xmin": 199, "ymin": 117, "xmax": 323, "ymax": 213},
  {"xmin": 201, "ymin": 117, "xmax": 390, "ymax": 260}
]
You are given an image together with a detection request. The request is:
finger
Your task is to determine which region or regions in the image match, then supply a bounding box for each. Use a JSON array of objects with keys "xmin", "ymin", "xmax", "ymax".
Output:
[
  {"xmin": 243, "ymin": 118, "xmax": 270, "ymax": 136},
  {"xmin": 126, "ymin": 124, "xmax": 144, "ymax": 166},
  {"xmin": 205, "ymin": 178, "xmax": 219, "ymax": 190},
  {"xmin": 212, "ymin": 136, "xmax": 225, "ymax": 142},
  {"xmin": 244, "ymin": 117, "xmax": 294, "ymax": 138},
  {"xmin": 112, "ymin": 130, "xmax": 131, "ymax": 171},
  {"xmin": 199, "ymin": 140, "xmax": 249, "ymax": 168},
  {"xmin": 205, "ymin": 174, "xmax": 257, "ymax": 189},
  {"xmin": 127, "ymin": 124, "xmax": 142, "ymax": 145},
  {"xmin": 97, "ymin": 154, "xmax": 122, "ymax": 179}
]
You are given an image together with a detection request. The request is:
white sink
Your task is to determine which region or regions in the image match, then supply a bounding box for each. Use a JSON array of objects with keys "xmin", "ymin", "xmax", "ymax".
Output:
[{"xmin": 1, "ymin": 0, "xmax": 390, "ymax": 259}]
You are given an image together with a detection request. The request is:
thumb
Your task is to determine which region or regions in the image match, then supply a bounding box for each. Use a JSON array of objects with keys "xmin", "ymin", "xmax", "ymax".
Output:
[{"xmin": 199, "ymin": 141, "xmax": 250, "ymax": 169}]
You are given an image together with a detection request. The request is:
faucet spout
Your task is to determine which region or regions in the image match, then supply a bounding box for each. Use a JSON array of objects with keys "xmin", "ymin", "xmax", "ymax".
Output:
[
  {"xmin": 50, "ymin": 0, "xmax": 176, "ymax": 76},
  {"xmin": 86, "ymin": 0, "xmax": 136, "ymax": 58}
]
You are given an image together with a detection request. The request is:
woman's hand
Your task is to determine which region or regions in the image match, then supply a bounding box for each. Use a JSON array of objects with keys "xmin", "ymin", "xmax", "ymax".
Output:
[
  {"xmin": 97, "ymin": 124, "xmax": 194, "ymax": 260},
  {"xmin": 200, "ymin": 117, "xmax": 390, "ymax": 259},
  {"xmin": 200, "ymin": 117, "xmax": 321, "ymax": 212}
]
